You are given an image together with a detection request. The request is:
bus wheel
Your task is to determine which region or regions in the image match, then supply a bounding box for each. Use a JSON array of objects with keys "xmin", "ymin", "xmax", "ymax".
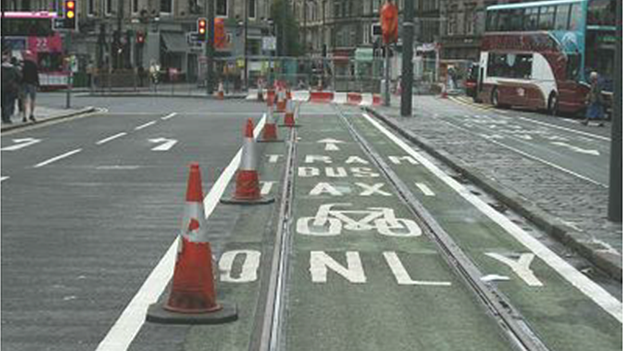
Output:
[
  {"xmin": 548, "ymin": 93, "xmax": 559, "ymax": 116},
  {"xmin": 491, "ymin": 88, "xmax": 502, "ymax": 108}
]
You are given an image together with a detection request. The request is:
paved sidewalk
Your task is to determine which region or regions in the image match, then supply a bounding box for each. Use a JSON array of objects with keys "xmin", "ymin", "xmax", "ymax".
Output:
[
  {"xmin": 86, "ymin": 84, "xmax": 247, "ymax": 99},
  {"xmin": 1, "ymin": 105, "xmax": 97, "ymax": 133},
  {"xmin": 367, "ymin": 97, "xmax": 622, "ymax": 280}
]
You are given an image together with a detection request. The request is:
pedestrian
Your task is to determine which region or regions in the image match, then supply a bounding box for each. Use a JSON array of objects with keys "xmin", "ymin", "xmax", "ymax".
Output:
[
  {"xmin": 11, "ymin": 56, "xmax": 26, "ymax": 122},
  {"xmin": 1, "ymin": 51, "xmax": 21, "ymax": 124},
  {"xmin": 138, "ymin": 64, "xmax": 145, "ymax": 87},
  {"xmin": 21, "ymin": 50, "xmax": 39, "ymax": 122},
  {"xmin": 149, "ymin": 60, "xmax": 160, "ymax": 91},
  {"xmin": 582, "ymin": 71, "xmax": 604, "ymax": 127}
]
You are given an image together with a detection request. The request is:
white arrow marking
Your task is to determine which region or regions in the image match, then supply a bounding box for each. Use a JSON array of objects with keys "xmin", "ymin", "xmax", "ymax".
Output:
[
  {"xmin": 317, "ymin": 138, "xmax": 345, "ymax": 151},
  {"xmin": 148, "ymin": 138, "xmax": 178, "ymax": 151},
  {"xmin": 551, "ymin": 142, "xmax": 600, "ymax": 156},
  {"xmin": 1, "ymin": 138, "xmax": 41, "ymax": 151}
]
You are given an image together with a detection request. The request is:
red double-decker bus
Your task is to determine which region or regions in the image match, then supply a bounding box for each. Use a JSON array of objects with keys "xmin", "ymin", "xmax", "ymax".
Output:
[
  {"xmin": 2, "ymin": 11, "xmax": 68, "ymax": 89},
  {"xmin": 475, "ymin": 0, "xmax": 615, "ymax": 115}
]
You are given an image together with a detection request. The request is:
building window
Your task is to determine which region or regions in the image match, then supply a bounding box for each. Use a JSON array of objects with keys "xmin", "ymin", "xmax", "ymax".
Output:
[
  {"xmin": 88, "ymin": 0, "xmax": 95, "ymax": 15},
  {"xmin": 447, "ymin": 5, "xmax": 457, "ymax": 35},
  {"xmin": 363, "ymin": 23, "xmax": 370, "ymax": 44},
  {"xmin": 106, "ymin": 0, "xmax": 113, "ymax": 15},
  {"xmin": 160, "ymin": 0, "xmax": 172, "ymax": 14},
  {"xmin": 132, "ymin": 0, "xmax": 139, "ymax": 13},
  {"xmin": 249, "ymin": 0, "xmax": 256, "ymax": 19},
  {"xmin": 217, "ymin": 0, "xmax": 227, "ymax": 17},
  {"xmin": 464, "ymin": 4, "xmax": 475, "ymax": 34},
  {"xmin": 334, "ymin": 2, "xmax": 341, "ymax": 19}
]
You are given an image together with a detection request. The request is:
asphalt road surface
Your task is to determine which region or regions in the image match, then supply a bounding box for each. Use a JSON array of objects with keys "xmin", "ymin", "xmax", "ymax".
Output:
[{"xmin": 1, "ymin": 95, "xmax": 621, "ymax": 351}]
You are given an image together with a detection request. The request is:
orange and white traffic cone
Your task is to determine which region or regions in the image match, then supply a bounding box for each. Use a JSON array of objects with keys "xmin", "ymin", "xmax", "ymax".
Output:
[
  {"xmin": 217, "ymin": 81, "xmax": 225, "ymax": 100},
  {"xmin": 266, "ymin": 88, "xmax": 275, "ymax": 106},
  {"xmin": 221, "ymin": 119, "xmax": 275, "ymax": 204},
  {"xmin": 146, "ymin": 163, "xmax": 238, "ymax": 324},
  {"xmin": 281, "ymin": 97, "xmax": 299, "ymax": 128},
  {"xmin": 440, "ymin": 82, "xmax": 448, "ymax": 99},
  {"xmin": 276, "ymin": 88, "xmax": 286, "ymax": 113},
  {"xmin": 259, "ymin": 95, "xmax": 282, "ymax": 142}
]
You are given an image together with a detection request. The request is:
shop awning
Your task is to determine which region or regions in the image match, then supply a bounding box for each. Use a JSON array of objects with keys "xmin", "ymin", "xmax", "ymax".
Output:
[{"xmin": 161, "ymin": 32, "xmax": 189, "ymax": 52}]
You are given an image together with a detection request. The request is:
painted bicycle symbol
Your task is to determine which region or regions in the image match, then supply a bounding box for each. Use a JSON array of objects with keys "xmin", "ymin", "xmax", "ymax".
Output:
[{"xmin": 296, "ymin": 203, "xmax": 422, "ymax": 237}]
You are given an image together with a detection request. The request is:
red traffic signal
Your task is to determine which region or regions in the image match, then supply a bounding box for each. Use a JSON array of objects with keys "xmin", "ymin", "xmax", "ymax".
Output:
[
  {"xmin": 136, "ymin": 31, "xmax": 145, "ymax": 44},
  {"xmin": 197, "ymin": 18, "xmax": 207, "ymax": 41}
]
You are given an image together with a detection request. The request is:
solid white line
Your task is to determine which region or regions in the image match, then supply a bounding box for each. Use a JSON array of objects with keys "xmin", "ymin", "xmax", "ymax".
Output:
[
  {"xmin": 134, "ymin": 121, "xmax": 157, "ymax": 130},
  {"xmin": 161, "ymin": 112, "xmax": 177, "ymax": 120},
  {"xmin": 96, "ymin": 132, "xmax": 127, "ymax": 145},
  {"xmin": 517, "ymin": 116, "xmax": 610, "ymax": 141},
  {"xmin": 95, "ymin": 114, "xmax": 267, "ymax": 351},
  {"xmin": 444, "ymin": 121, "xmax": 607, "ymax": 188},
  {"xmin": 1, "ymin": 176, "xmax": 9, "ymax": 182},
  {"xmin": 362, "ymin": 112, "xmax": 623, "ymax": 323},
  {"xmin": 33, "ymin": 149, "xmax": 82, "ymax": 168},
  {"xmin": 415, "ymin": 182, "xmax": 436, "ymax": 196}
]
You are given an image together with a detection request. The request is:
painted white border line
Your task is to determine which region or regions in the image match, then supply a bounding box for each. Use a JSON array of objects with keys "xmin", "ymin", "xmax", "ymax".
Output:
[
  {"xmin": 517, "ymin": 116, "xmax": 611, "ymax": 142},
  {"xmin": 33, "ymin": 149, "xmax": 82, "ymax": 168},
  {"xmin": 415, "ymin": 182, "xmax": 436, "ymax": 196},
  {"xmin": 134, "ymin": 121, "xmax": 157, "ymax": 130},
  {"xmin": 1, "ymin": 176, "xmax": 9, "ymax": 182},
  {"xmin": 161, "ymin": 112, "xmax": 177, "ymax": 120},
  {"xmin": 96, "ymin": 132, "xmax": 127, "ymax": 145},
  {"xmin": 362, "ymin": 112, "xmax": 623, "ymax": 323},
  {"xmin": 95, "ymin": 114, "xmax": 267, "ymax": 351}
]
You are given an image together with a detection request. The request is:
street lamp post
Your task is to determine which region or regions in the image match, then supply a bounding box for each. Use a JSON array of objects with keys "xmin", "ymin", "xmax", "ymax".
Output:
[
  {"xmin": 244, "ymin": 0, "xmax": 249, "ymax": 90},
  {"xmin": 608, "ymin": 0, "xmax": 622, "ymax": 222}
]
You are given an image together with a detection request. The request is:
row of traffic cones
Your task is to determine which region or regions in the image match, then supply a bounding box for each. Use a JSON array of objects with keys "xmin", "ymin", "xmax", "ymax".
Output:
[{"xmin": 146, "ymin": 90, "xmax": 299, "ymax": 324}]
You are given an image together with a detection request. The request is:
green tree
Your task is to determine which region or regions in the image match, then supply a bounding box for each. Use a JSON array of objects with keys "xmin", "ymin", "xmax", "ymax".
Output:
[{"xmin": 271, "ymin": 0, "xmax": 302, "ymax": 57}]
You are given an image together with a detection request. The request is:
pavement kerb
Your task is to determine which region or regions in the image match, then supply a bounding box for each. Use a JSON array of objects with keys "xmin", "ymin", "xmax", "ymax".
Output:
[
  {"xmin": 82, "ymin": 92, "xmax": 247, "ymax": 100},
  {"xmin": 364, "ymin": 106, "xmax": 622, "ymax": 282},
  {"xmin": 0, "ymin": 106, "xmax": 99, "ymax": 133}
]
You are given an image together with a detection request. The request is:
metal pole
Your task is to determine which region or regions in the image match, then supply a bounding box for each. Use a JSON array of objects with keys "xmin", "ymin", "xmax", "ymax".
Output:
[
  {"xmin": 608, "ymin": 0, "xmax": 622, "ymax": 222},
  {"xmin": 384, "ymin": 44, "xmax": 390, "ymax": 106},
  {"xmin": 244, "ymin": 0, "xmax": 248, "ymax": 89},
  {"xmin": 400, "ymin": 0, "xmax": 414, "ymax": 116},
  {"xmin": 206, "ymin": 0, "xmax": 215, "ymax": 95},
  {"xmin": 65, "ymin": 33, "xmax": 72, "ymax": 108}
]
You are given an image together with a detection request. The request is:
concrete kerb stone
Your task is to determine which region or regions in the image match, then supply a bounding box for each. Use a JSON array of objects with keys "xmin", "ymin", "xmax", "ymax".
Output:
[
  {"xmin": 0, "ymin": 106, "xmax": 98, "ymax": 133},
  {"xmin": 364, "ymin": 106, "xmax": 622, "ymax": 281}
]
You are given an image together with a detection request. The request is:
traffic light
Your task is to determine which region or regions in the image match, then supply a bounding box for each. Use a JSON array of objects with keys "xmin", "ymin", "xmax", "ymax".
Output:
[
  {"xmin": 197, "ymin": 18, "xmax": 207, "ymax": 42},
  {"xmin": 136, "ymin": 31, "xmax": 145, "ymax": 45},
  {"xmin": 63, "ymin": 0, "xmax": 76, "ymax": 30}
]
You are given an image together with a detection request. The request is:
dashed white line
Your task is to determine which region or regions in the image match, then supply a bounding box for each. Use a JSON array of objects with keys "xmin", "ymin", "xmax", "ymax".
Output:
[
  {"xmin": 95, "ymin": 114, "xmax": 267, "ymax": 351},
  {"xmin": 261, "ymin": 181, "xmax": 275, "ymax": 196},
  {"xmin": 161, "ymin": 112, "xmax": 177, "ymax": 120},
  {"xmin": 415, "ymin": 182, "xmax": 436, "ymax": 196},
  {"xmin": 134, "ymin": 121, "xmax": 157, "ymax": 130},
  {"xmin": 96, "ymin": 132, "xmax": 127, "ymax": 145},
  {"xmin": 362, "ymin": 112, "xmax": 623, "ymax": 323},
  {"xmin": 33, "ymin": 149, "xmax": 82, "ymax": 168},
  {"xmin": 1, "ymin": 176, "xmax": 9, "ymax": 182}
]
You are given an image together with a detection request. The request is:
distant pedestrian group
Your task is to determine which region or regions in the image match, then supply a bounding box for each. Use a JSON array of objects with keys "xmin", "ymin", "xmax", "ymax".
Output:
[{"xmin": 2, "ymin": 50, "xmax": 39, "ymax": 124}]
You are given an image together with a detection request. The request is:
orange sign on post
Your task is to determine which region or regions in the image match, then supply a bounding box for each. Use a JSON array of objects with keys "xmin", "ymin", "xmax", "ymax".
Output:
[{"xmin": 380, "ymin": 0, "xmax": 399, "ymax": 45}]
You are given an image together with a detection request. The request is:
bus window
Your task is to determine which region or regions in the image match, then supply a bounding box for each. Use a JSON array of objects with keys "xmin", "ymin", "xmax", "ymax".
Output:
[
  {"xmin": 554, "ymin": 4, "xmax": 570, "ymax": 30},
  {"xmin": 498, "ymin": 10, "xmax": 511, "ymax": 31},
  {"xmin": 509, "ymin": 9, "xmax": 524, "ymax": 31},
  {"xmin": 569, "ymin": 4, "xmax": 582, "ymax": 30},
  {"xmin": 486, "ymin": 11, "xmax": 497, "ymax": 31},
  {"xmin": 538, "ymin": 6, "xmax": 556, "ymax": 30},
  {"xmin": 515, "ymin": 54, "xmax": 533, "ymax": 79},
  {"xmin": 566, "ymin": 53, "xmax": 581, "ymax": 80},
  {"xmin": 524, "ymin": 7, "xmax": 539, "ymax": 30}
]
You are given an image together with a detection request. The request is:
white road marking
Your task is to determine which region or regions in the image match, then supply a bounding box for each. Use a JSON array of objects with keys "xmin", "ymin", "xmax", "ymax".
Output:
[
  {"xmin": 161, "ymin": 112, "xmax": 177, "ymax": 120},
  {"xmin": 517, "ymin": 117, "xmax": 610, "ymax": 141},
  {"xmin": 317, "ymin": 138, "xmax": 345, "ymax": 151},
  {"xmin": 96, "ymin": 132, "xmax": 127, "ymax": 145},
  {"xmin": 1, "ymin": 176, "xmax": 9, "ymax": 182},
  {"xmin": 481, "ymin": 274, "xmax": 511, "ymax": 282},
  {"xmin": 444, "ymin": 121, "xmax": 607, "ymax": 187},
  {"xmin": 383, "ymin": 252, "xmax": 451, "ymax": 286},
  {"xmin": 95, "ymin": 114, "xmax": 266, "ymax": 351},
  {"xmin": 362, "ymin": 112, "xmax": 623, "ymax": 323},
  {"xmin": 134, "ymin": 121, "xmax": 157, "ymax": 130},
  {"xmin": 551, "ymin": 141, "xmax": 600, "ymax": 156},
  {"xmin": 260, "ymin": 181, "xmax": 274, "ymax": 196},
  {"xmin": 1, "ymin": 138, "xmax": 42, "ymax": 151},
  {"xmin": 33, "ymin": 149, "xmax": 82, "ymax": 168},
  {"xmin": 148, "ymin": 138, "xmax": 178, "ymax": 151},
  {"xmin": 96, "ymin": 165, "xmax": 141, "ymax": 170},
  {"xmin": 415, "ymin": 183, "xmax": 436, "ymax": 196},
  {"xmin": 219, "ymin": 250, "xmax": 261, "ymax": 283}
]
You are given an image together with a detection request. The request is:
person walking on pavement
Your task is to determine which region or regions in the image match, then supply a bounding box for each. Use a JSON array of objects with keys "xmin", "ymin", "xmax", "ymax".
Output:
[
  {"xmin": 582, "ymin": 71, "xmax": 604, "ymax": 127},
  {"xmin": 21, "ymin": 50, "xmax": 39, "ymax": 122},
  {"xmin": 1, "ymin": 51, "xmax": 22, "ymax": 124},
  {"xmin": 12, "ymin": 57, "xmax": 26, "ymax": 122}
]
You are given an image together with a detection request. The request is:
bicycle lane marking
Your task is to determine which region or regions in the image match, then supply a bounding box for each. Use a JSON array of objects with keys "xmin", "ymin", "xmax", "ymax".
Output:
[
  {"xmin": 355, "ymin": 113, "xmax": 622, "ymax": 349},
  {"xmin": 281, "ymin": 106, "xmax": 513, "ymax": 351}
]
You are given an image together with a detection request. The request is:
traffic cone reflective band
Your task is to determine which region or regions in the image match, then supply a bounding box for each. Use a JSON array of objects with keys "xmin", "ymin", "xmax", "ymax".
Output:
[
  {"xmin": 276, "ymin": 88, "xmax": 286, "ymax": 113},
  {"xmin": 222, "ymin": 119, "xmax": 275, "ymax": 204},
  {"xmin": 281, "ymin": 98, "xmax": 299, "ymax": 128},
  {"xmin": 260, "ymin": 97, "xmax": 282, "ymax": 142},
  {"xmin": 146, "ymin": 163, "xmax": 237, "ymax": 324},
  {"xmin": 217, "ymin": 81, "xmax": 225, "ymax": 100}
]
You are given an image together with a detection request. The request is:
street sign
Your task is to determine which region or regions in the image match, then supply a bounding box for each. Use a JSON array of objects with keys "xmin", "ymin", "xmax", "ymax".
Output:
[{"xmin": 262, "ymin": 36, "xmax": 277, "ymax": 51}]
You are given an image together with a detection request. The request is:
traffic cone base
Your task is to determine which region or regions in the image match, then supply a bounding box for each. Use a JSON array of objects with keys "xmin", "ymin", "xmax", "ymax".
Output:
[{"xmin": 146, "ymin": 300, "xmax": 238, "ymax": 325}]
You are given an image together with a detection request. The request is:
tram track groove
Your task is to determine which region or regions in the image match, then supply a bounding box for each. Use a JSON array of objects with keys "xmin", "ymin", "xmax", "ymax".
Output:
[{"xmin": 333, "ymin": 104, "xmax": 550, "ymax": 351}]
